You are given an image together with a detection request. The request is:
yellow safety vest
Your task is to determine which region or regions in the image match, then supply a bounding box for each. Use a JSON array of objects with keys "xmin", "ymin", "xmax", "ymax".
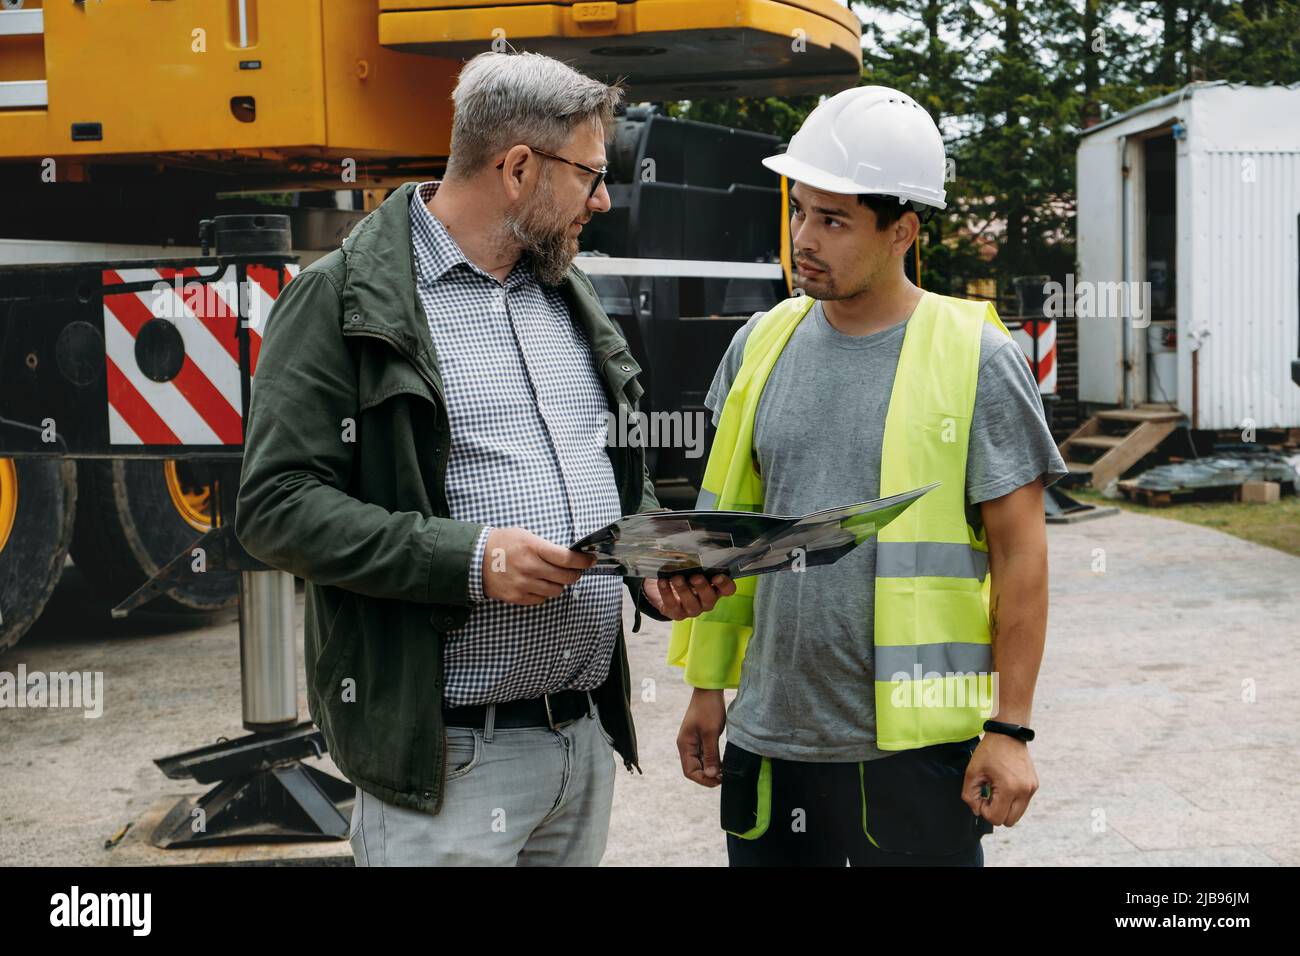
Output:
[{"xmin": 667, "ymin": 290, "xmax": 1012, "ymax": 750}]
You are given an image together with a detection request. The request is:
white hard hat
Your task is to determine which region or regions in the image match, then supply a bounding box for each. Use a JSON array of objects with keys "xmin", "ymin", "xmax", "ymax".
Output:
[{"xmin": 761, "ymin": 86, "xmax": 947, "ymax": 209}]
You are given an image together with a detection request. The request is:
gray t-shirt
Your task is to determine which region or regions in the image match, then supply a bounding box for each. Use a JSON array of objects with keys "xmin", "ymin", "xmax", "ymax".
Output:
[{"xmin": 704, "ymin": 298, "xmax": 1067, "ymax": 762}]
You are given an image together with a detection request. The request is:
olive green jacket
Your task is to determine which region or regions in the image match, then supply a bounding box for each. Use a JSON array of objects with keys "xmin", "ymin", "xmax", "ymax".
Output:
[{"xmin": 236, "ymin": 182, "xmax": 662, "ymax": 815}]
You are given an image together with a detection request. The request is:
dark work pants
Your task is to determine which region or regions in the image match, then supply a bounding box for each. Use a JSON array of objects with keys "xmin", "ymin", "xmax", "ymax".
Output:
[{"xmin": 722, "ymin": 737, "xmax": 993, "ymax": 867}]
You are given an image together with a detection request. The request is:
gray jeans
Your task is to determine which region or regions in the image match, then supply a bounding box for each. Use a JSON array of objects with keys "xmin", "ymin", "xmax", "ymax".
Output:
[{"xmin": 349, "ymin": 697, "xmax": 617, "ymax": 866}]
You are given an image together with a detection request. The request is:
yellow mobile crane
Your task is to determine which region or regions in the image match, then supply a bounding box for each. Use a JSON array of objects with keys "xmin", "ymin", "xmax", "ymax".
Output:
[
  {"xmin": 0, "ymin": 0, "xmax": 858, "ymax": 184},
  {"xmin": 0, "ymin": 0, "xmax": 860, "ymax": 652},
  {"xmin": 0, "ymin": 0, "xmax": 859, "ymax": 846}
]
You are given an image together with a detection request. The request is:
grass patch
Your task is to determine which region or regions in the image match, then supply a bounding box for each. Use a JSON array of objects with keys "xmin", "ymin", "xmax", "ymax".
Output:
[{"xmin": 1068, "ymin": 487, "xmax": 1300, "ymax": 558}]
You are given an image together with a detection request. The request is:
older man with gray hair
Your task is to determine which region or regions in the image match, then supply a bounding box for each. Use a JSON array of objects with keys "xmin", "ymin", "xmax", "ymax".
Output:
[{"xmin": 236, "ymin": 51, "xmax": 733, "ymax": 866}]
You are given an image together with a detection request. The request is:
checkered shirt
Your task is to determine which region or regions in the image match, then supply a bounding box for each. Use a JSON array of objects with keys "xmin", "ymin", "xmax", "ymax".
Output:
[{"xmin": 410, "ymin": 181, "xmax": 623, "ymax": 706}]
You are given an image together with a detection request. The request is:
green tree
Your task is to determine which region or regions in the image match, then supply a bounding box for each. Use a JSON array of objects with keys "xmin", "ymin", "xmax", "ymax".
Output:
[
  {"xmin": 665, "ymin": 96, "xmax": 821, "ymax": 141},
  {"xmin": 667, "ymin": 1, "xmax": 1300, "ymax": 299},
  {"xmin": 1203, "ymin": 0, "xmax": 1300, "ymax": 81},
  {"xmin": 860, "ymin": 0, "xmax": 979, "ymax": 293}
]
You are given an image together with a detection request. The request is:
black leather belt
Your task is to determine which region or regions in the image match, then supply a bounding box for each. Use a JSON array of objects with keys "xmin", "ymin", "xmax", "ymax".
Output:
[{"xmin": 443, "ymin": 689, "xmax": 594, "ymax": 730}]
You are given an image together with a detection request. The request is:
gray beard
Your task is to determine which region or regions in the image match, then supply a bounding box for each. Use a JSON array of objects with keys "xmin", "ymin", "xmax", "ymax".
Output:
[{"xmin": 504, "ymin": 178, "xmax": 578, "ymax": 286}]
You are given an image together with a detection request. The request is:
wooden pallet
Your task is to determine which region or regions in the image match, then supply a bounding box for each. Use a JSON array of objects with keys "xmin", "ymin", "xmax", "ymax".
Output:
[
  {"xmin": 1116, "ymin": 479, "xmax": 1243, "ymax": 508},
  {"xmin": 1059, "ymin": 405, "xmax": 1183, "ymax": 490}
]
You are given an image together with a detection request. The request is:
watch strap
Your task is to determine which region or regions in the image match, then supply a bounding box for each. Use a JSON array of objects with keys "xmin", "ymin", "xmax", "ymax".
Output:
[{"xmin": 983, "ymin": 719, "xmax": 1035, "ymax": 742}]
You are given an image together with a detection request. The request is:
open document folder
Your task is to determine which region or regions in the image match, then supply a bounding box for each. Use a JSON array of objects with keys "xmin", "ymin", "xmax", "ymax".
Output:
[{"xmin": 571, "ymin": 482, "xmax": 939, "ymax": 580}]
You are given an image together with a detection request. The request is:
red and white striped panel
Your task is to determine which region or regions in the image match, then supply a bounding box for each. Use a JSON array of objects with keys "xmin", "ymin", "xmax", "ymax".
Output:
[
  {"xmin": 245, "ymin": 263, "xmax": 299, "ymax": 376},
  {"xmin": 1011, "ymin": 318, "xmax": 1057, "ymax": 395},
  {"xmin": 102, "ymin": 263, "xmax": 299, "ymax": 445}
]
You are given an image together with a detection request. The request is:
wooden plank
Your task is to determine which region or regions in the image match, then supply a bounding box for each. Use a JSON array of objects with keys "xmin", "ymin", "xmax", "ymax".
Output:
[
  {"xmin": 1120, "ymin": 485, "xmax": 1173, "ymax": 507},
  {"xmin": 1089, "ymin": 420, "xmax": 1178, "ymax": 490},
  {"xmin": 1070, "ymin": 435, "xmax": 1126, "ymax": 450},
  {"xmin": 1094, "ymin": 408, "xmax": 1183, "ymax": 423},
  {"xmin": 1058, "ymin": 416, "xmax": 1103, "ymax": 457}
]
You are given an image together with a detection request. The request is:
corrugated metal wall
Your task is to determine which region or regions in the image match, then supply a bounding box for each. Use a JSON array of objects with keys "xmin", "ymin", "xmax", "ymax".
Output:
[{"xmin": 1197, "ymin": 149, "xmax": 1300, "ymax": 430}]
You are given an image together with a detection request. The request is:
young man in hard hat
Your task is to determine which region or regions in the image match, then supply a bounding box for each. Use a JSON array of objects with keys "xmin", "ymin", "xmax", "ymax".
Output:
[{"xmin": 669, "ymin": 86, "xmax": 1067, "ymax": 866}]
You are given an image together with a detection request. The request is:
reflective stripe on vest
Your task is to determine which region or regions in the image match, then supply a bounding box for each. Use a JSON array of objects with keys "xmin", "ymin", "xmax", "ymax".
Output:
[
  {"xmin": 666, "ymin": 291, "xmax": 1012, "ymax": 750},
  {"xmin": 876, "ymin": 541, "xmax": 989, "ymax": 580},
  {"xmin": 875, "ymin": 642, "xmax": 994, "ymax": 677}
]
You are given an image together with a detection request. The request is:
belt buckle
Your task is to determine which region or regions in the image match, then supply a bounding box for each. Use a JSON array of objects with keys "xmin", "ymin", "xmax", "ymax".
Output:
[{"xmin": 543, "ymin": 692, "xmax": 576, "ymax": 731}]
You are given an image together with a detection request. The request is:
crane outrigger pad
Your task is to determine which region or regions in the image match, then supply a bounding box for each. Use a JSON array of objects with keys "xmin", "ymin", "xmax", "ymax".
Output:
[{"xmin": 151, "ymin": 723, "xmax": 354, "ymax": 848}]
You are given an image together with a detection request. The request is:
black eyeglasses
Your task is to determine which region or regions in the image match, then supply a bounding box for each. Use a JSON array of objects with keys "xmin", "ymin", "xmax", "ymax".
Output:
[{"xmin": 496, "ymin": 145, "xmax": 608, "ymax": 199}]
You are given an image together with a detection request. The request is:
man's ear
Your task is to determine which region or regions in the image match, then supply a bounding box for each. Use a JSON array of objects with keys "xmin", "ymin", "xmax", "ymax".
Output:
[
  {"xmin": 498, "ymin": 144, "xmax": 534, "ymax": 202},
  {"xmin": 893, "ymin": 209, "xmax": 921, "ymax": 257}
]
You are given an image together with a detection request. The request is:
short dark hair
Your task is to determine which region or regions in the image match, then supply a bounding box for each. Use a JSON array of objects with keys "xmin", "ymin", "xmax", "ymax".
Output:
[{"xmin": 856, "ymin": 193, "xmax": 916, "ymax": 231}]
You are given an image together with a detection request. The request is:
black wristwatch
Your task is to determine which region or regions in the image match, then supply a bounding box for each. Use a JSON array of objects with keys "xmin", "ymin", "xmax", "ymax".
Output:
[{"xmin": 983, "ymin": 719, "xmax": 1035, "ymax": 742}]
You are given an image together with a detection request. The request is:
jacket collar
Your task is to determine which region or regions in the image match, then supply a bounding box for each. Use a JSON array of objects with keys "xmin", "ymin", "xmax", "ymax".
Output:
[{"xmin": 338, "ymin": 181, "xmax": 631, "ymax": 393}]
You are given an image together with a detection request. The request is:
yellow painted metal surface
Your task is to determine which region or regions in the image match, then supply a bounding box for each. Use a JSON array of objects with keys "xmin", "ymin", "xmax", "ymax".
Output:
[
  {"xmin": 0, "ymin": 0, "xmax": 46, "ymax": 85},
  {"xmin": 0, "ymin": 0, "xmax": 858, "ymax": 171},
  {"xmin": 164, "ymin": 460, "xmax": 216, "ymax": 533},
  {"xmin": 2, "ymin": 0, "xmax": 322, "ymax": 158},
  {"xmin": 379, "ymin": 0, "xmax": 859, "ymax": 31},
  {"xmin": 0, "ymin": 0, "xmax": 454, "ymax": 170},
  {"xmin": 0, "ymin": 459, "xmax": 16, "ymax": 556},
  {"xmin": 318, "ymin": 1, "xmax": 457, "ymax": 161},
  {"xmin": 377, "ymin": 0, "xmax": 862, "ymax": 99}
]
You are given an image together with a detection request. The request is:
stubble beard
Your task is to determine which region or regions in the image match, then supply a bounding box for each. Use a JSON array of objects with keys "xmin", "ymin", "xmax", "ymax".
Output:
[
  {"xmin": 795, "ymin": 272, "xmax": 836, "ymax": 299},
  {"xmin": 797, "ymin": 258, "xmax": 884, "ymax": 302}
]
